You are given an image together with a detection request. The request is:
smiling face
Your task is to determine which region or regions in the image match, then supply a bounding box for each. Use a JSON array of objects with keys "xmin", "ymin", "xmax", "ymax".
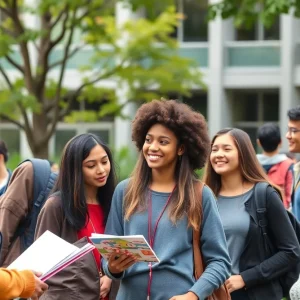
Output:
[
  {"xmin": 210, "ymin": 133, "xmax": 240, "ymax": 176},
  {"xmin": 286, "ymin": 120, "xmax": 300, "ymax": 153},
  {"xmin": 82, "ymin": 144, "xmax": 111, "ymax": 189},
  {"xmin": 142, "ymin": 123, "xmax": 184, "ymax": 173}
]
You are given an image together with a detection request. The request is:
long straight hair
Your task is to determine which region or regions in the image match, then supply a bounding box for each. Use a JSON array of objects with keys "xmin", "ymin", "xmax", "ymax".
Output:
[
  {"xmin": 52, "ymin": 133, "xmax": 117, "ymax": 230},
  {"xmin": 203, "ymin": 128, "xmax": 282, "ymax": 197},
  {"xmin": 124, "ymin": 142, "xmax": 203, "ymax": 231}
]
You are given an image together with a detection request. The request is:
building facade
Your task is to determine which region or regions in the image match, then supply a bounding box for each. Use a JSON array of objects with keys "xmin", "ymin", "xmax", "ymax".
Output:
[{"xmin": 1, "ymin": 0, "xmax": 300, "ymax": 158}]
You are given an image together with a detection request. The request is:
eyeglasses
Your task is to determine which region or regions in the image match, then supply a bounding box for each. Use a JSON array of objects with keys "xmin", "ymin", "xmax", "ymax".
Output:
[{"xmin": 287, "ymin": 127, "xmax": 300, "ymax": 135}]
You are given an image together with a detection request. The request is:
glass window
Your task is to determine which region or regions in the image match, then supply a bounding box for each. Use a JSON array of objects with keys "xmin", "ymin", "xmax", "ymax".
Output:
[
  {"xmin": 264, "ymin": 17, "xmax": 280, "ymax": 40},
  {"xmin": 237, "ymin": 126, "xmax": 258, "ymax": 150},
  {"xmin": 55, "ymin": 130, "xmax": 76, "ymax": 157},
  {"xmin": 88, "ymin": 130, "xmax": 110, "ymax": 145},
  {"xmin": 263, "ymin": 93, "xmax": 279, "ymax": 121},
  {"xmin": 0, "ymin": 129, "xmax": 20, "ymax": 155},
  {"xmin": 236, "ymin": 25, "xmax": 256, "ymax": 41},
  {"xmin": 232, "ymin": 93, "xmax": 258, "ymax": 122},
  {"xmin": 183, "ymin": 0, "xmax": 208, "ymax": 42},
  {"xmin": 183, "ymin": 93, "xmax": 207, "ymax": 119},
  {"xmin": 235, "ymin": 17, "xmax": 280, "ymax": 41}
]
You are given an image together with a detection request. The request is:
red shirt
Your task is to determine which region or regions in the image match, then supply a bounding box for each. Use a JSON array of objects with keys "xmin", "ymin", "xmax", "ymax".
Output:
[{"xmin": 77, "ymin": 204, "xmax": 108, "ymax": 299}]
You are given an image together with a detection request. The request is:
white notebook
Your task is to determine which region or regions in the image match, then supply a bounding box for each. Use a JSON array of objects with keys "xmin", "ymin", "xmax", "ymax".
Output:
[{"xmin": 8, "ymin": 230, "xmax": 95, "ymax": 281}]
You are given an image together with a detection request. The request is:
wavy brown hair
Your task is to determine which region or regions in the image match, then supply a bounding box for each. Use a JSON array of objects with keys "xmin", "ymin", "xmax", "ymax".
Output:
[
  {"xmin": 124, "ymin": 99, "xmax": 210, "ymax": 230},
  {"xmin": 203, "ymin": 128, "xmax": 282, "ymax": 197}
]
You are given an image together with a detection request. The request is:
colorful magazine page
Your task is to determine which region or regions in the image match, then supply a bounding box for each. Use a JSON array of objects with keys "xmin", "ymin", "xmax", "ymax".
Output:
[
  {"xmin": 8, "ymin": 230, "xmax": 95, "ymax": 281},
  {"xmin": 90, "ymin": 234, "xmax": 160, "ymax": 263}
]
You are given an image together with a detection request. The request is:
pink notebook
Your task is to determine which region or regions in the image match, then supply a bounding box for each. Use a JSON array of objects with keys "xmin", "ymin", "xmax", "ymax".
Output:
[{"xmin": 8, "ymin": 230, "xmax": 95, "ymax": 281}]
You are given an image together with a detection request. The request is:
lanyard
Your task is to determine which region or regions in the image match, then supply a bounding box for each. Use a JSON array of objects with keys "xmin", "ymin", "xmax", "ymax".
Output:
[{"xmin": 147, "ymin": 185, "xmax": 176, "ymax": 300}]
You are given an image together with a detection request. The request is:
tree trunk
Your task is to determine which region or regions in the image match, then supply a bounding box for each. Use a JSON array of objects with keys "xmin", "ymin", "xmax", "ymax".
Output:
[
  {"xmin": 31, "ymin": 142, "xmax": 49, "ymax": 159},
  {"xmin": 27, "ymin": 113, "xmax": 51, "ymax": 159}
]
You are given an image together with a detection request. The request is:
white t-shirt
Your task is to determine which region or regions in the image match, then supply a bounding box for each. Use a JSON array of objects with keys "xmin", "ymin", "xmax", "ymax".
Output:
[{"xmin": 0, "ymin": 172, "xmax": 9, "ymax": 191}]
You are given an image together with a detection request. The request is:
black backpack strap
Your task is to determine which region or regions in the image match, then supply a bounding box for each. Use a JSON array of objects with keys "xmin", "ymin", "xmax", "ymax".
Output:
[
  {"xmin": 254, "ymin": 182, "xmax": 275, "ymax": 257},
  {"xmin": 254, "ymin": 182, "xmax": 269, "ymax": 236}
]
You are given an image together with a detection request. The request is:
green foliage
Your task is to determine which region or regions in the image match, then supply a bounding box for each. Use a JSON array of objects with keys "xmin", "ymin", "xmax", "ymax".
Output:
[
  {"xmin": 6, "ymin": 152, "xmax": 22, "ymax": 171},
  {"xmin": 209, "ymin": 0, "xmax": 298, "ymax": 28},
  {"xmin": 113, "ymin": 146, "xmax": 137, "ymax": 182},
  {"xmin": 0, "ymin": 0, "xmax": 205, "ymax": 157}
]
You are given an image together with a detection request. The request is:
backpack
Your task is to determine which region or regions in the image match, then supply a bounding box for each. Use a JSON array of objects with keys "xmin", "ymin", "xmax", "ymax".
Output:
[
  {"xmin": 254, "ymin": 182, "xmax": 300, "ymax": 297},
  {"xmin": 266, "ymin": 159, "xmax": 294, "ymax": 208},
  {"xmin": 11, "ymin": 159, "xmax": 58, "ymax": 252}
]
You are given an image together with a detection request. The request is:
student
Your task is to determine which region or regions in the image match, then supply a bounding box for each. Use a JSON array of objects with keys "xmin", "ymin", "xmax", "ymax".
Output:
[
  {"xmin": 102, "ymin": 100, "xmax": 231, "ymax": 300},
  {"xmin": 35, "ymin": 133, "xmax": 117, "ymax": 300},
  {"xmin": 286, "ymin": 106, "xmax": 300, "ymax": 220},
  {"xmin": 0, "ymin": 268, "xmax": 48, "ymax": 300},
  {"xmin": 0, "ymin": 140, "xmax": 11, "ymax": 196},
  {"xmin": 256, "ymin": 123, "xmax": 293, "ymax": 209},
  {"xmin": 0, "ymin": 159, "xmax": 57, "ymax": 267},
  {"xmin": 204, "ymin": 128, "xmax": 300, "ymax": 300}
]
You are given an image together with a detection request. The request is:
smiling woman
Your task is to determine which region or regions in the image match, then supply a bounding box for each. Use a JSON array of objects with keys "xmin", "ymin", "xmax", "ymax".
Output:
[
  {"xmin": 204, "ymin": 128, "xmax": 300, "ymax": 300},
  {"xmin": 102, "ymin": 99, "xmax": 231, "ymax": 300},
  {"xmin": 34, "ymin": 133, "xmax": 117, "ymax": 300}
]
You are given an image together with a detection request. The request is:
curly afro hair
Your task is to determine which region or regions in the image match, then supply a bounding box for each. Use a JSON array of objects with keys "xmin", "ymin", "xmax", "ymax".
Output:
[{"xmin": 131, "ymin": 99, "xmax": 210, "ymax": 169}]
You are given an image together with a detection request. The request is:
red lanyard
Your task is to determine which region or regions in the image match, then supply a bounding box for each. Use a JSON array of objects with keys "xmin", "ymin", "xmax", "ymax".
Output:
[{"xmin": 147, "ymin": 185, "xmax": 176, "ymax": 300}]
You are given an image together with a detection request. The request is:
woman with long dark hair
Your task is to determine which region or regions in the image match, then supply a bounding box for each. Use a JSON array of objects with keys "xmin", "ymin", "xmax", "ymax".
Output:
[
  {"xmin": 35, "ymin": 133, "xmax": 117, "ymax": 300},
  {"xmin": 204, "ymin": 128, "xmax": 300, "ymax": 300},
  {"xmin": 102, "ymin": 99, "xmax": 231, "ymax": 300}
]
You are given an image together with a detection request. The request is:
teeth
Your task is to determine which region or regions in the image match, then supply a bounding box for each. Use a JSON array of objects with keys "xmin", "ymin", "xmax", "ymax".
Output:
[{"xmin": 149, "ymin": 155, "xmax": 160, "ymax": 160}]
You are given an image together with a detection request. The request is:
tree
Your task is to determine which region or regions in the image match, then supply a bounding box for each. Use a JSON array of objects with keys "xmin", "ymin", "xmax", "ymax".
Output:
[
  {"xmin": 209, "ymin": 0, "xmax": 300, "ymax": 28},
  {"xmin": 0, "ymin": 0, "xmax": 204, "ymax": 158}
]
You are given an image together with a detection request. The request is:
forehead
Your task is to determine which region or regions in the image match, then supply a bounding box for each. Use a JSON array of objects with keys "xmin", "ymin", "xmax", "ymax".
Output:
[
  {"xmin": 146, "ymin": 123, "xmax": 176, "ymax": 138},
  {"xmin": 288, "ymin": 120, "xmax": 300, "ymax": 128},
  {"xmin": 212, "ymin": 134, "xmax": 236, "ymax": 146},
  {"xmin": 83, "ymin": 144, "xmax": 107, "ymax": 161}
]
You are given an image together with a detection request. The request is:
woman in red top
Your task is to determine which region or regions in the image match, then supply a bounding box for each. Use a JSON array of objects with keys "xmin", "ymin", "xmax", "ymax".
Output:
[{"xmin": 35, "ymin": 133, "xmax": 117, "ymax": 300}]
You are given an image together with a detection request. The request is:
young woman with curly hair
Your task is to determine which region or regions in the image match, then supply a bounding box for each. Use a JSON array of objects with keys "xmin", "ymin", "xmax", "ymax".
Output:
[
  {"xmin": 102, "ymin": 100, "xmax": 231, "ymax": 300},
  {"xmin": 203, "ymin": 128, "xmax": 300, "ymax": 300}
]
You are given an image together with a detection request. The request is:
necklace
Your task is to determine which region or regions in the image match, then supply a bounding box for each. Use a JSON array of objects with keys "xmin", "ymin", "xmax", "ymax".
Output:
[{"xmin": 147, "ymin": 185, "xmax": 177, "ymax": 300}]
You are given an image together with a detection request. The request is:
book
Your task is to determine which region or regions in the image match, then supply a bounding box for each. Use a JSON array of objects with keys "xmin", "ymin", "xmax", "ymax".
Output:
[
  {"xmin": 8, "ymin": 230, "xmax": 95, "ymax": 281},
  {"xmin": 90, "ymin": 234, "xmax": 160, "ymax": 263}
]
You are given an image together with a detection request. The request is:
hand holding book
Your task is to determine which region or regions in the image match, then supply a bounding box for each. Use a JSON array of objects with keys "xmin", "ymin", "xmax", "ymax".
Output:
[{"xmin": 90, "ymin": 234, "xmax": 160, "ymax": 263}]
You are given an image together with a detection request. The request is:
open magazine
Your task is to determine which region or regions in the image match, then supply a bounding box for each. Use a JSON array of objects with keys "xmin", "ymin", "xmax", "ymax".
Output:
[
  {"xmin": 90, "ymin": 234, "xmax": 160, "ymax": 263},
  {"xmin": 8, "ymin": 230, "xmax": 95, "ymax": 281}
]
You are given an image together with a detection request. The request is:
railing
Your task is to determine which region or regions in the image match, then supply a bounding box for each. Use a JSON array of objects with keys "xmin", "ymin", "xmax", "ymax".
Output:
[{"xmin": 225, "ymin": 41, "xmax": 281, "ymax": 67}]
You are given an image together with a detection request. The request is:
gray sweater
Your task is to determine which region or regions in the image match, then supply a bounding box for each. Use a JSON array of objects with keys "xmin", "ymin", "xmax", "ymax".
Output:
[{"xmin": 103, "ymin": 180, "xmax": 231, "ymax": 300}]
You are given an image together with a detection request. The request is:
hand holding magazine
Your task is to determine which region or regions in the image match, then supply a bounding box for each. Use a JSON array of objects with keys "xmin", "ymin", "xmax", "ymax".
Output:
[
  {"xmin": 90, "ymin": 234, "xmax": 160, "ymax": 263},
  {"xmin": 8, "ymin": 230, "xmax": 95, "ymax": 281}
]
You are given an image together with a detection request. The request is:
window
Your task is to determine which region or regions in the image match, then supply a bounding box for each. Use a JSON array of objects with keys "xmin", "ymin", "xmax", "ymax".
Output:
[
  {"xmin": 182, "ymin": 0, "xmax": 208, "ymax": 42},
  {"xmin": 236, "ymin": 17, "xmax": 280, "ymax": 41},
  {"xmin": 144, "ymin": 0, "xmax": 208, "ymax": 42},
  {"xmin": 183, "ymin": 93, "xmax": 207, "ymax": 118},
  {"xmin": 54, "ymin": 130, "xmax": 76, "ymax": 156},
  {"xmin": 232, "ymin": 90, "xmax": 279, "ymax": 150},
  {"xmin": 88, "ymin": 129, "xmax": 110, "ymax": 145}
]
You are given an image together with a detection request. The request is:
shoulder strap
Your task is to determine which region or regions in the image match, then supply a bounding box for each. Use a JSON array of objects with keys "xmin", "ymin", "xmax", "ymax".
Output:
[
  {"xmin": 254, "ymin": 182, "xmax": 269, "ymax": 236},
  {"xmin": 193, "ymin": 181, "xmax": 204, "ymax": 280},
  {"xmin": 16, "ymin": 159, "xmax": 57, "ymax": 250}
]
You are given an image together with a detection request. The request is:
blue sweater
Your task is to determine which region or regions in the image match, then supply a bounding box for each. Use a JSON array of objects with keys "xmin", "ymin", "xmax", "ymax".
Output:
[{"xmin": 103, "ymin": 180, "xmax": 231, "ymax": 300}]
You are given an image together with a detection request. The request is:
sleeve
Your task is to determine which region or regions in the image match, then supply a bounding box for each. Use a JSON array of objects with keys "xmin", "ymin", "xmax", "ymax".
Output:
[
  {"xmin": 0, "ymin": 163, "xmax": 34, "ymax": 266},
  {"xmin": 102, "ymin": 180, "xmax": 127, "ymax": 280},
  {"xmin": 241, "ymin": 187, "xmax": 300, "ymax": 287},
  {"xmin": 34, "ymin": 197, "xmax": 62, "ymax": 239},
  {"xmin": 285, "ymin": 168, "xmax": 294, "ymax": 209},
  {"xmin": 0, "ymin": 268, "xmax": 35, "ymax": 299},
  {"xmin": 189, "ymin": 186, "xmax": 231, "ymax": 299}
]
